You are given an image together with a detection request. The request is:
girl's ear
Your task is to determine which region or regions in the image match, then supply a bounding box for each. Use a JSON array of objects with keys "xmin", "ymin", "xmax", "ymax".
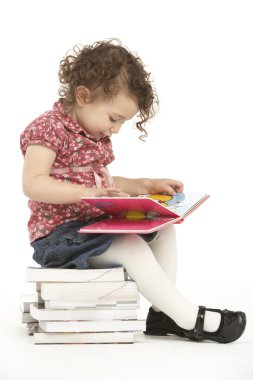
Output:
[{"xmin": 75, "ymin": 86, "xmax": 92, "ymax": 105}]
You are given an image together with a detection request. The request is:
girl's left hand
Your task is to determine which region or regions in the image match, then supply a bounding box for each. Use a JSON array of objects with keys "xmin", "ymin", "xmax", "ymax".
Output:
[{"xmin": 148, "ymin": 178, "xmax": 184, "ymax": 196}]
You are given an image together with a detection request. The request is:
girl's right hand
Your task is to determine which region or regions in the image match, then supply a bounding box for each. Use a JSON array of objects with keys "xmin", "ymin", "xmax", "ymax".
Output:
[{"xmin": 81, "ymin": 187, "xmax": 130, "ymax": 198}]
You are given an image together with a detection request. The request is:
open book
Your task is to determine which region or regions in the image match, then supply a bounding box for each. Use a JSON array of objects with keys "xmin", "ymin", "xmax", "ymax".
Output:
[{"xmin": 78, "ymin": 192, "xmax": 209, "ymax": 234}]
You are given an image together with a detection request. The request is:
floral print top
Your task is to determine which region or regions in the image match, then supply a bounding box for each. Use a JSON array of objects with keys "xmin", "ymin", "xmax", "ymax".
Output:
[{"xmin": 20, "ymin": 100, "xmax": 115, "ymax": 241}]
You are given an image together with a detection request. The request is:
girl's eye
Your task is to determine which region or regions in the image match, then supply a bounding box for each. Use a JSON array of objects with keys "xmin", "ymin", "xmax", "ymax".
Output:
[{"xmin": 109, "ymin": 117, "xmax": 117, "ymax": 123}]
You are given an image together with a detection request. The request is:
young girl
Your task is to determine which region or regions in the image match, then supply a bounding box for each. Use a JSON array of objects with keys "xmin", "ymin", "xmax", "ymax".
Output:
[{"xmin": 20, "ymin": 39, "xmax": 246, "ymax": 343}]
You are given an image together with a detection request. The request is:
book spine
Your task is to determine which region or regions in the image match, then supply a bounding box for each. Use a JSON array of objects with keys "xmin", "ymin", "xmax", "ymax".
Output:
[
  {"xmin": 30, "ymin": 304, "xmax": 137, "ymax": 321},
  {"xmin": 26, "ymin": 267, "xmax": 125, "ymax": 282},
  {"xmin": 44, "ymin": 300, "xmax": 139, "ymax": 309},
  {"xmin": 41, "ymin": 281, "xmax": 139, "ymax": 301},
  {"xmin": 39, "ymin": 319, "xmax": 145, "ymax": 332}
]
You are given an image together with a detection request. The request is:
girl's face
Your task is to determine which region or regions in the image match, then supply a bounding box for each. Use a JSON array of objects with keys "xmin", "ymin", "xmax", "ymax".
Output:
[{"xmin": 69, "ymin": 87, "xmax": 139, "ymax": 140}]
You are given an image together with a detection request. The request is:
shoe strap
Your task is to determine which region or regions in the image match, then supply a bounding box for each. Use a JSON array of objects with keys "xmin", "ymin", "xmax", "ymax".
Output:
[{"xmin": 192, "ymin": 306, "xmax": 206, "ymax": 341}]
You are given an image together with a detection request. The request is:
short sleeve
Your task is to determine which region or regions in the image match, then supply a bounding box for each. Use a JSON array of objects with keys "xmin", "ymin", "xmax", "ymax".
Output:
[{"xmin": 20, "ymin": 117, "xmax": 66, "ymax": 156}]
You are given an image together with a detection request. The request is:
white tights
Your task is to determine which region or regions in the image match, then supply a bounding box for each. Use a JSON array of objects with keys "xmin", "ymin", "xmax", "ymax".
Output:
[{"xmin": 89, "ymin": 225, "xmax": 221, "ymax": 332}]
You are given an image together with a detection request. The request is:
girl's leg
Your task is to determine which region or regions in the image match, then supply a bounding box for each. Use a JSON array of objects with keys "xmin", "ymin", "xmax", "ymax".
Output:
[
  {"xmin": 89, "ymin": 234, "xmax": 221, "ymax": 332},
  {"xmin": 148, "ymin": 225, "xmax": 177, "ymax": 284},
  {"xmin": 147, "ymin": 225, "xmax": 177, "ymax": 312}
]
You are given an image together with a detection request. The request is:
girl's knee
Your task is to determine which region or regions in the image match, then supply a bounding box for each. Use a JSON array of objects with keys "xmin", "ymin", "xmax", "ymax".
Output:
[
  {"xmin": 150, "ymin": 224, "xmax": 176, "ymax": 244},
  {"xmin": 166, "ymin": 225, "xmax": 176, "ymax": 241},
  {"xmin": 89, "ymin": 234, "xmax": 150, "ymax": 269},
  {"xmin": 162, "ymin": 224, "xmax": 176, "ymax": 235},
  {"xmin": 118, "ymin": 234, "xmax": 148, "ymax": 249},
  {"xmin": 112, "ymin": 235, "xmax": 148, "ymax": 258}
]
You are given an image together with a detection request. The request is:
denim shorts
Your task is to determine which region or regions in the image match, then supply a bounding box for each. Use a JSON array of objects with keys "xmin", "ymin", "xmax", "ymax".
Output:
[{"xmin": 31, "ymin": 219, "xmax": 156, "ymax": 269}]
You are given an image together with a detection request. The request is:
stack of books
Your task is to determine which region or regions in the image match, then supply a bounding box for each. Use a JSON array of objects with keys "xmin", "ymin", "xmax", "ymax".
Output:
[{"xmin": 20, "ymin": 266, "xmax": 145, "ymax": 344}]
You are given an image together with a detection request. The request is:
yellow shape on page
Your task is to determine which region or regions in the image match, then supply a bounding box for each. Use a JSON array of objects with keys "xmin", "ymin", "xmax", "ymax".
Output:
[
  {"xmin": 125, "ymin": 210, "xmax": 146, "ymax": 220},
  {"xmin": 148, "ymin": 194, "xmax": 173, "ymax": 207}
]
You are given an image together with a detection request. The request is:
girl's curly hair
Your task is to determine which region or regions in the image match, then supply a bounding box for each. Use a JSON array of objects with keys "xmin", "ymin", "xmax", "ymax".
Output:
[{"xmin": 58, "ymin": 39, "xmax": 158, "ymax": 138}]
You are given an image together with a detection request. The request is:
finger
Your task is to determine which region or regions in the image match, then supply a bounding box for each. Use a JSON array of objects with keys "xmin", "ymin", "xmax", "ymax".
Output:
[
  {"xmin": 178, "ymin": 182, "xmax": 184, "ymax": 192},
  {"xmin": 116, "ymin": 191, "xmax": 131, "ymax": 197},
  {"xmin": 98, "ymin": 188, "xmax": 130, "ymax": 197},
  {"xmin": 104, "ymin": 187, "xmax": 122, "ymax": 193},
  {"xmin": 174, "ymin": 184, "xmax": 184, "ymax": 193},
  {"xmin": 164, "ymin": 186, "xmax": 176, "ymax": 195},
  {"xmin": 99, "ymin": 187, "xmax": 121, "ymax": 195},
  {"xmin": 106, "ymin": 190, "xmax": 130, "ymax": 197},
  {"xmin": 170, "ymin": 181, "xmax": 184, "ymax": 193}
]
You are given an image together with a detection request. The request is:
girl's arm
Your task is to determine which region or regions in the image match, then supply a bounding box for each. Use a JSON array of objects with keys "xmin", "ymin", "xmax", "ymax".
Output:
[
  {"xmin": 22, "ymin": 145, "xmax": 128, "ymax": 204},
  {"xmin": 113, "ymin": 176, "xmax": 184, "ymax": 196}
]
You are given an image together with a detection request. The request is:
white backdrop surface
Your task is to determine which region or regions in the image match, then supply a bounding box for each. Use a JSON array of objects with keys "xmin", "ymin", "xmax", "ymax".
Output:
[
  {"xmin": 0, "ymin": 0, "xmax": 253, "ymax": 300},
  {"xmin": 0, "ymin": 0, "xmax": 252, "ymax": 331},
  {"xmin": 0, "ymin": 2, "xmax": 253, "ymax": 380}
]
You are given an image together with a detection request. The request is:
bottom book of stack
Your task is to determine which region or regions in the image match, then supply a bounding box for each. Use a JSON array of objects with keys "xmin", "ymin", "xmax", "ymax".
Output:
[{"xmin": 20, "ymin": 266, "xmax": 145, "ymax": 344}]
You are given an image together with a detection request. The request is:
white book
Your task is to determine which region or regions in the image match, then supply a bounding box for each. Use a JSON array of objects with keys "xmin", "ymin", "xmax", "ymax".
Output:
[
  {"xmin": 26, "ymin": 266, "xmax": 126, "ymax": 282},
  {"xmin": 39, "ymin": 319, "xmax": 145, "ymax": 333},
  {"xmin": 44, "ymin": 299, "xmax": 139, "ymax": 309},
  {"xmin": 34, "ymin": 331, "xmax": 134, "ymax": 344},
  {"xmin": 41, "ymin": 281, "xmax": 139, "ymax": 302},
  {"xmin": 30, "ymin": 304, "xmax": 137, "ymax": 321}
]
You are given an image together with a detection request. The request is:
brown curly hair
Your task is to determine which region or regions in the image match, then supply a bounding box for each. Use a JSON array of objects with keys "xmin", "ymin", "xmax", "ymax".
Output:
[{"xmin": 58, "ymin": 39, "xmax": 158, "ymax": 138}]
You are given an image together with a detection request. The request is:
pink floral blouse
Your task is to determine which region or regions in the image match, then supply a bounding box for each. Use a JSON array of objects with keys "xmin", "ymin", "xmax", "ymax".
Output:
[{"xmin": 20, "ymin": 101, "xmax": 115, "ymax": 242}]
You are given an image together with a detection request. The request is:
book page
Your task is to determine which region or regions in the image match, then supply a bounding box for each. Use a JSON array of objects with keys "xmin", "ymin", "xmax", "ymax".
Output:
[{"xmin": 150, "ymin": 193, "xmax": 208, "ymax": 217}]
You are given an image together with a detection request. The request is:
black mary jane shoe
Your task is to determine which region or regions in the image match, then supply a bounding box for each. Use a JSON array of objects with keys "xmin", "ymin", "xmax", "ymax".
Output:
[{"xmin": 144, "ymin": 306, "xmax": 246, "ymax": 343}]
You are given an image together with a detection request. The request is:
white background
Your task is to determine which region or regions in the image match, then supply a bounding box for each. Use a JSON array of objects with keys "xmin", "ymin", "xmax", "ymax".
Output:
[{"xmin": 0, "ymin": 1, "xmax": 252, "ymax": 378}]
